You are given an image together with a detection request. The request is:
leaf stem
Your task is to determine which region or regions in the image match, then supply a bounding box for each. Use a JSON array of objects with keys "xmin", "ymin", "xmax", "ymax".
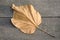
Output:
[{"xmin": 37, "ymin": 27, "xmax": 55, "ymax": 38}]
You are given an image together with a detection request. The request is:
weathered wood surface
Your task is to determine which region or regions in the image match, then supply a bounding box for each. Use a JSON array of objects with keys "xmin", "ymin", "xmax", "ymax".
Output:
[
  {"xmin": 0, "ymin": 0, "xmax": 60, "ymax": 17},
  {"xmin": 0, "ymin": 0, "xmax": 60, "ymax": 40},
  {"xmin": 0, "ymin": 18, "xmax": 60, "ymax": 40}
]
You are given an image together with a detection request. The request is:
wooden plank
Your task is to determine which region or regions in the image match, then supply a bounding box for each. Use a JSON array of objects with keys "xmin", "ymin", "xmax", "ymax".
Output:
[
  {"xmin": 0, "ymin": 18, "xmax": 60, "ymax": 40},
  {"xmin": 0, "ymin": 0, "xmax": 60, "ymax": 17},
  {"xmin": 0, "ymin": 5, "xmax": 13, "ymax": 17}
]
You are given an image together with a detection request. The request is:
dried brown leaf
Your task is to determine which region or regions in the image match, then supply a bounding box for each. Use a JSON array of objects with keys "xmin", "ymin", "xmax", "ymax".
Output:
[{"xmin": 11, "ymin": 4, "xmax": 42, "ymax": 34}]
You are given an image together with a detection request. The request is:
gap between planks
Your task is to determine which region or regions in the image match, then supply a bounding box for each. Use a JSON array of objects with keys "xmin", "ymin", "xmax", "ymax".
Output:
[{"xmin": 0, "ymin": 16, "xmax": 60, "ymax": 18}]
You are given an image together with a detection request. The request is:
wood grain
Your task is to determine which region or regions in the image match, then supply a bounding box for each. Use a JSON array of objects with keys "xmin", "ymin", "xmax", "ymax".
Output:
[
  {"xmin": 0, "ymin": 0, "xmax": 60, "ymax": 17},
  {"xmin": 0, "ymin": 18, "xmax": 60, "ymax": 40}
]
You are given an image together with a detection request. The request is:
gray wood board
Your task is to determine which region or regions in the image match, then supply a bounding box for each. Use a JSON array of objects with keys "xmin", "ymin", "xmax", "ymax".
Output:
[
  {"xmin": 0, "ymin": 0, "xmax": 60, "ymax": 40},
  {"xmin": 0, "ymin": 0, "xmax": 60, "ymax": 17},
  {"xmin": 0, "ymin": 18, "xmax": 60, "ymax": 40}
]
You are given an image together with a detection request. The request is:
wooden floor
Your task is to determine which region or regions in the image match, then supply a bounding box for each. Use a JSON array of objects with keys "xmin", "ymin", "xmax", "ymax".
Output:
[{"xmin": 0, "ymin": 0, "xmax": 60, "ymax": 40}]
